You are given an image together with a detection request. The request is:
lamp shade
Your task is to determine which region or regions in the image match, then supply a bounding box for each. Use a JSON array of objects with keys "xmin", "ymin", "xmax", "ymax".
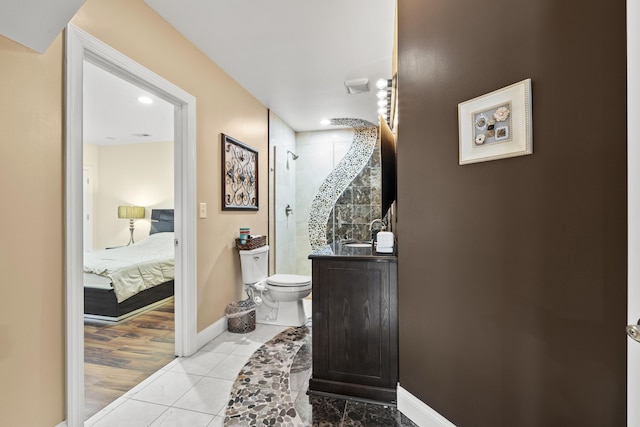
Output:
[{"xmin": 118, "ymin": 206, "xmax": 145, "ymax": 219}]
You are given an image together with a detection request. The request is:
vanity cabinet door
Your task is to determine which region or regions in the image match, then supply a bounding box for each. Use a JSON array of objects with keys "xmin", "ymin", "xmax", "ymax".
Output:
[{"xmin": 310, "ymin": 259, "xmax": 398, "ymax": 402}]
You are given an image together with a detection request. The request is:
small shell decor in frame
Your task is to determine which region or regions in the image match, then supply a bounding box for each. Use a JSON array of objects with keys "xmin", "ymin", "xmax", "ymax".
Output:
[{"xmin": 458, "ymin": 78, "xmax": 533, "ymax": 165}]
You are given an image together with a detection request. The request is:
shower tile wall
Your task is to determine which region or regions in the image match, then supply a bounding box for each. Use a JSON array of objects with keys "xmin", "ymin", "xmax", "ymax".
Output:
[
  {"xmin": 269, "ymin": 113, "xmax": 297, "ymax": 274},
  {"xmin": 328, "ymin": 143, "xmax": 382, "ymax": 243},
  {"xmin": 294, "ymin": 130, "xmax": 353, "ymax": 275}
]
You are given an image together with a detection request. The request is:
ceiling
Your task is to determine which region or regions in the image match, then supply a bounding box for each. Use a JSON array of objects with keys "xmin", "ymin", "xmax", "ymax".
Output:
[
  {"xmin": 145, "ymin": 0, "xmax": 396, "ymax": 132},
  {"xmin": 1, "ymin": 0, "xmax": 396, "ymax": 133},
  {"xmin": 0, "ymin": 0, "xmax": 84, "ymax": 53},
  {"xmin": 84, "ymin": 61, "xmax": 175, "ymax": 145}
]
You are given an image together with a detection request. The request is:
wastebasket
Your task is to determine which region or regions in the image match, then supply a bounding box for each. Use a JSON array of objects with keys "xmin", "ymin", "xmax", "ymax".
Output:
[{"xmin": 225, "ymin": 299, "xmax": 256, "ymax": 333}]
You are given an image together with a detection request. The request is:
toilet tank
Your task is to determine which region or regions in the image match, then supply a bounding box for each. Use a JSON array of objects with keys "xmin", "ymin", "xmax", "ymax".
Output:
[{"xmin": 238, "ymin": 245, "xmax": 269, "ymax": 284}]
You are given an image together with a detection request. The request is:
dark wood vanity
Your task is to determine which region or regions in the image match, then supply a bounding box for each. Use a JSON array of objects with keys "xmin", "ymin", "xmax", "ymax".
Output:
[{"xmin": 308, "ymin": 243, "xmax": 398, "ymax": 403}]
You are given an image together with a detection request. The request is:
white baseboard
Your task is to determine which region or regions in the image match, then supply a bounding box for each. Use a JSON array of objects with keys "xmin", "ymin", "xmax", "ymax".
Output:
[
  {"xmin": 397, "ymin": 385, "xmax": 457, "ymax": 427},
  {"xmin": 195, "ymin": 316, "xmax": 227, "ymax": 350},
  {"xmin": 54, "ymin": 421, "xmax": 67, "ymax": 427}
]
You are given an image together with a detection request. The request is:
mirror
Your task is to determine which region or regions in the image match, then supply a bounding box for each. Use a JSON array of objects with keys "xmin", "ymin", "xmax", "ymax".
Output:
[{"xmin": 380, "ymin": 112, "xmax": 397, "ymax": 219}]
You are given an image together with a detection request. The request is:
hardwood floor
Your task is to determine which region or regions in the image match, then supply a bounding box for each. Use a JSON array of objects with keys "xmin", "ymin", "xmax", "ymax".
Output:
[{"xmin": 84, "ymin": 299, "xmax": 176, "ymax": 420}]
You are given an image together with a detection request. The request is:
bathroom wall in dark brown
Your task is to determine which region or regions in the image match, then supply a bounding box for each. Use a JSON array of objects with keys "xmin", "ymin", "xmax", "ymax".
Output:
[{"xmin": 397, "ymin": 1, "xmax": 626, "ymax": 426}]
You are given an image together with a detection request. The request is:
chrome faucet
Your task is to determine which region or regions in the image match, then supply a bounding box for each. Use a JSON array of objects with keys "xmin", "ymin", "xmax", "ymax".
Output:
[
  {"xmin": 369, "ymin": 219, "xmax": 385, "ymax": 243},
  {"xmin": 369, "ymin": 218, "xmax": 384, "ymax": 231}
]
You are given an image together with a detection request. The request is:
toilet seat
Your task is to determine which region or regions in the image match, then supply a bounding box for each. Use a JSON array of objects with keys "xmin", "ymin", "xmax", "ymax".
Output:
[
  {"xmin": 267, "ymin": 274, "xmax": 311, "ymax": 287},
  {"xmin": 238, "ymin": 245, "xmax": 310, "ymax": 326},
  {"xmin": 266, "ymin": 274, "xmax": 311, "ymax": 292}
]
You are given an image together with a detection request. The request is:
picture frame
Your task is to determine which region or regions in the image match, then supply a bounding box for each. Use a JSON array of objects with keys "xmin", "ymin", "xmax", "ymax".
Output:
[
  {"xmin": 221, "ymin": 134, "xmax": 258, "ymax": 211},
  {"xmin": 458, "ymin": 78, "xmax": 532, "ymax": 165}
]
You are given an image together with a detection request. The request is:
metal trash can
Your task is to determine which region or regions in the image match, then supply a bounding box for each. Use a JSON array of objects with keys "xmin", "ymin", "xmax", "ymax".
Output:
[{"xmin": 225, "ymin": 299, "xmax": 256, "ymax": 333}]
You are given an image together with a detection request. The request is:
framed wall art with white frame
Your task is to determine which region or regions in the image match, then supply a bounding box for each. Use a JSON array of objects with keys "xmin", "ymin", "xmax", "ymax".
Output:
[{"xmin": 458, "ymin": 78, "xmax": 533, "ymax": 165}]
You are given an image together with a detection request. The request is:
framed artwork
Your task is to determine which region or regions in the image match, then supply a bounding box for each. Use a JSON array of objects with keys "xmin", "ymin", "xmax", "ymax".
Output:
[
  {"xmin": 458, "ymin": 78, "xmax": 532, "ymax": 165},
  {"xmin": 221, "ymin": 134, "xmax": 258, "ymax": 210}
]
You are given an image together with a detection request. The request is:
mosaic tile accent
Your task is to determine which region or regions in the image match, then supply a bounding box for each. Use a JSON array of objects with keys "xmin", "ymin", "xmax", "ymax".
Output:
[
  {"xmin": 224, "ymin": 326, "xmax": 311, "ymax": 426},
  {"xmin": 328, "ymin": 118, "xmax": 376, "ymax": 129},
  {"xmin": 308, "ymin": 119, "xmax": 378, "ymax": 250},
  {"xmin": 224, "ymin": 321, "xmax": 418, "ymax": 427},
  {"xmin": 328, "ymin": 142, "xmax": 382, "ymax": 243}
]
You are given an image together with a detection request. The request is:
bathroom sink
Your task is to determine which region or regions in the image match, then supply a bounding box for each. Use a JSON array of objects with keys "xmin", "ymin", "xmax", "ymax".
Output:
[{"xmin": 344, "ymin": 243, "xmax": 372, "ymax": 248}]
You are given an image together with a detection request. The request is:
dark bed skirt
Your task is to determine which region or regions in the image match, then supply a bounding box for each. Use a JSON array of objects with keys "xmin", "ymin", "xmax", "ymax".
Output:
[{"xmin": 84, "ymin": 280, "xmax": 174, "ymax": 321}]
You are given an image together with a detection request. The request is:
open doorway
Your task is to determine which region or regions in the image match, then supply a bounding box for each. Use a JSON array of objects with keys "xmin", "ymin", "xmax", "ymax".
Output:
[
  {"xmin": 81, "ymin": 59, "xmax": 176, "ymax": 419},
  {"xmin": 65, "ymin": 24, "xmax": 198, "ymax": 427}
]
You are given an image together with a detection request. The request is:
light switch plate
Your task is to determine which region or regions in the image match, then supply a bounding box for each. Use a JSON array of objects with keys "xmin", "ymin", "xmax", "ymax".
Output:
[{"xmin": 199, "ymin": 202, "xmax": 207, "ymax": 218}]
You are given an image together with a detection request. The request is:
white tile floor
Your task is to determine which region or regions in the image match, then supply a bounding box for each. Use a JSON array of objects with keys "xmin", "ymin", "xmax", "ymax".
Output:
[{"xmin": 85, "ymin": 323, "xmax": 289, "ymax": 427}]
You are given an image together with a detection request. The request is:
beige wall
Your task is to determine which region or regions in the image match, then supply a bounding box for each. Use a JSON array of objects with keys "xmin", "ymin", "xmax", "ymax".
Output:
[
  {"xmin": 73, "ymin": 0, "xmax": 269, "ymax": 326},
  {"xmin": 0, "ymin": 32, "xmax": 65, "ymax": 427},
  {"xmin": 86, "ymin": 141, "xmax": 175, "ymax": 250},
  {"xmin": 0, "ymin": 0, "xmax": 269, "ymax": 424}
]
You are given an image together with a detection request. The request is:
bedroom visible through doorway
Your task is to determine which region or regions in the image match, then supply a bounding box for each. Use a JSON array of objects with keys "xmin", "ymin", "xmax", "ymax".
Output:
[
  {"xmin": 82, "ymin": 59, "xmax": 176, "ymax": 420},
  {"xmin": 66, "ymin": 24, "xmax": 198, "ymax": 427}
]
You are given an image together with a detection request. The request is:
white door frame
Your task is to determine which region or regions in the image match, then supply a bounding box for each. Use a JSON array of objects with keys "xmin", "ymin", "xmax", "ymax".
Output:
[
  {"xmin": 82, "ymin": 167, "xmax": 93, "ymax": 252},
  {"xmin": 64, "ymin": 24, "xmax": 198, "ymax": 427},
  {"xmin": 629, "ymin": 1, "xmax": 640, "ymax": 425}
]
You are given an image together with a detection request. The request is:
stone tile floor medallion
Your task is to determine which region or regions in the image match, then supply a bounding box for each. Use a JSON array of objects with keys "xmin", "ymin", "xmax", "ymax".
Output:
[
  {"xmin": 224, "ymin": 326, "xmax": 310, "ymax": 426},
  {"xmin": 224, "ymin": 321, "xmax": 417, "ymax": 426}
]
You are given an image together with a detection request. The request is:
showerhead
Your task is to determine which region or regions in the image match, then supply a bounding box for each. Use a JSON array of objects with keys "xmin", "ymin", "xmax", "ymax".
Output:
[{"xmin": 287, "ymin": 150, "xmax": 299, "ymax": 160}]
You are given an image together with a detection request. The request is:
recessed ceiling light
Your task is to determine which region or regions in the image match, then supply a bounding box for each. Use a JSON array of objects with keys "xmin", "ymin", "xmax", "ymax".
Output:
[
  {"xmin": 138, "ymin": 96, "xmax": 153, "ymax": 104},
  {"xmin": 320, "ymin": 119, "xmax": 331, "ymax": 126}
]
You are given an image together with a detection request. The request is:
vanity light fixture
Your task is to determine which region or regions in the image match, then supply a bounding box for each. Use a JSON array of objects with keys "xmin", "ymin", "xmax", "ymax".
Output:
[
  {"xmin": 376, "ymin": 78, "xmax": 390, "ymax": 90},
  {"xmin": 320, "ymin": 119, "xmax": 331, "ymax": 126},
  {"xmin": 376, "ymin": 77, "xmax": 393, "ymax": 126}
]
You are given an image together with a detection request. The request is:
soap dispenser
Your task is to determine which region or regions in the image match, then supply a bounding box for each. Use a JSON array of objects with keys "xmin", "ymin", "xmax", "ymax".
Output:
[{"xmin": 376, "ymin": 231, "xmax": 395, "ymax": 253}]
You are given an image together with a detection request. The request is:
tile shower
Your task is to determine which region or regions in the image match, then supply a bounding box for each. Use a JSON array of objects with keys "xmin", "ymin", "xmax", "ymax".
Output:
[
  {"xmin": 270, "ymin": 114, "xmax": 381, "ymax": 276},
  {"xmin": 326, "ymin": 131, "xmax": 381, "ymax": 245}
]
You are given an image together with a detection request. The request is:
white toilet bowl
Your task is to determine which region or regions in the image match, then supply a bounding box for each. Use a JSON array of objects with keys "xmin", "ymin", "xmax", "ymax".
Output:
[
  {"xmin": 266, "ymin": 274, "xmax": 312, "ymax": 301},
  {"xmin": 239, "ymin": 246, "xmax": 311, "ymax": 327}
]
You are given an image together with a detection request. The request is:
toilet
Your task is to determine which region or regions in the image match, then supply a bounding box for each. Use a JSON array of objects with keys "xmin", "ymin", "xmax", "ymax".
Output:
[{"xmin": 238, "ymin": 245, "xmax": 311, "ymax": 327}]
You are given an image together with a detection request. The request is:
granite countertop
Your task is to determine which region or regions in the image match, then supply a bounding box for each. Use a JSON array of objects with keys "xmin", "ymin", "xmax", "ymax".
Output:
[{"xmin": 308, "ymin": 241, "xmax": 397, "ymax": 261}]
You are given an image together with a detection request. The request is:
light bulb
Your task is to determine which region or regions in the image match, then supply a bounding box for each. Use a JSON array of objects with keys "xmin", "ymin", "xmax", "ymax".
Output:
[{"xmin": 376, "ymin": 79, "xmax": 388, "ymax": 89}]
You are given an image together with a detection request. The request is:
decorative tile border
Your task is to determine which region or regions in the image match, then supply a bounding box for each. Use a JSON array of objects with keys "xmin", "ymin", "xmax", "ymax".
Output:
[
  {"xmin": 224, "ymin": 326, "xmax": 311, "ymax": 426},
  {"xmin": 308, "ymin": 118, "xmax": 378, "ymax": 250},
  {"xmin": 223, "ymin": 323, "xmax": 418, "ymax": 427}
]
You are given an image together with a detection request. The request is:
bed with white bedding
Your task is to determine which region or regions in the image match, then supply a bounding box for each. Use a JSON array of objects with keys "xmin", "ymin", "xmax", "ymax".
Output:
[{"xmin": 83, "ymin": 208, "xmax": 175, "ymax": 321}]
